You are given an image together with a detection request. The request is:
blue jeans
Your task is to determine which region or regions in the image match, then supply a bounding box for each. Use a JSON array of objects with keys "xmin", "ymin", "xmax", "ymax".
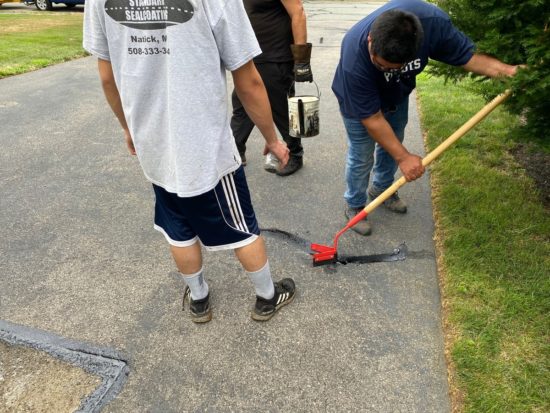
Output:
[{"xmin": 342, "ymin": 97, "xmax": 409, "ymax": 208}]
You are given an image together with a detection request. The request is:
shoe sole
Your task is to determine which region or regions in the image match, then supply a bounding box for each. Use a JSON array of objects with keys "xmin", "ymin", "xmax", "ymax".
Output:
[
  {"xmin": 275, "ymin": 170, "xmax": 298, "ymax": 177},
  {"xmin": 191, "ymin": 311, "xmax": 212, "ymax": 323},
  {"xmin": 264, "ymin": 166, "xmax": 277, "ymax": 173},
  {"xmin": 275, "ymin": 163, "xmax": 303, "ymax": 177},
  {"xmin": 251, "ymin": 293, "xmax": 295, "ymax": 321}
]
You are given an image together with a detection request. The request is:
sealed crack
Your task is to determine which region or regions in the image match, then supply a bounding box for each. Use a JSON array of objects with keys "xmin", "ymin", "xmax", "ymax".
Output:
[{"xmin": 261, "ymin": 227, "xmax": 410, "ymax": 266}]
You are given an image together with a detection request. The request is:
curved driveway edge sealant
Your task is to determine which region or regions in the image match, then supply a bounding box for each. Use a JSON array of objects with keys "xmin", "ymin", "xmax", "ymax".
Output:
[{"xmin": 0, "ymin": 320, "xmax": 129, "ymax": 413}]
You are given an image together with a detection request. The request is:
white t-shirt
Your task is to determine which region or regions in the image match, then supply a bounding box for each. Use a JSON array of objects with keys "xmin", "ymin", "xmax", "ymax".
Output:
[{"xmin": 83, "ymin": 0, "xmax": 261, "ymax": 197}]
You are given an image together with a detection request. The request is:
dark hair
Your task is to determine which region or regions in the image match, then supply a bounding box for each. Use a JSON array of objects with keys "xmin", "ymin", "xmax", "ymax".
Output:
[{"xmin": 369, "ymin": 9, "xmax": 424, "ymax": 63}]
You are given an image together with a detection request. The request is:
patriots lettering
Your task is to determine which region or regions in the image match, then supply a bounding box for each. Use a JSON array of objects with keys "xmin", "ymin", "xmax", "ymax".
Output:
[
  {"xmin": 384, "ymin": 58, "xmax": 423, "ymax": 82},
  {"xmin": 404, "ymin": 59, "xmax": 422, "ymax": 71}
]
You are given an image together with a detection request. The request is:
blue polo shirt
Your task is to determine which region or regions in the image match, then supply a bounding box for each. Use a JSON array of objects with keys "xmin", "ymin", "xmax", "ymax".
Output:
[{"xmin": 332, "ymin": 0, "xmax": 474, "ymax": 120}]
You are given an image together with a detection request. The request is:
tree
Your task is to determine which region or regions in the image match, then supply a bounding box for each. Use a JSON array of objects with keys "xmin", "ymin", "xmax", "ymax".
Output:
[{"xmin": 429, "ymin": 0, "xmax": 550, "ymax": 137}]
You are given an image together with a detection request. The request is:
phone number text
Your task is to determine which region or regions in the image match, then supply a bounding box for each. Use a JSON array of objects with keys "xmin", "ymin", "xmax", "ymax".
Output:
[{"xmin": 128, "ymin": 47, "xmax": 171, "ymax": 55}]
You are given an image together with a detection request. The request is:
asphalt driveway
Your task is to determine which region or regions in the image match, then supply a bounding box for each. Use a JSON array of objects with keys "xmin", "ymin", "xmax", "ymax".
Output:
[{"xmin": 0, "ymin": 2, "xmax": 450, "ymax": 411}]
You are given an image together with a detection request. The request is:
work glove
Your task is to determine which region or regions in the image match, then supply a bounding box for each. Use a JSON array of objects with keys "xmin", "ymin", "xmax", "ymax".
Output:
[{"xmin": 291, "ymin": 43, "xmax": 313, "ymax": 82}]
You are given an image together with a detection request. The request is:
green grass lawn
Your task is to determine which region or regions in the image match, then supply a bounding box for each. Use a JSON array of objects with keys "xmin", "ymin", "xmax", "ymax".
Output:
[
  {"xmin": 417, "ymin": 73, "xmax": 549, "ymax": 413},
  {"xmin": 0, "ymin": 13, "xmax": 86, "ymax": 78}
]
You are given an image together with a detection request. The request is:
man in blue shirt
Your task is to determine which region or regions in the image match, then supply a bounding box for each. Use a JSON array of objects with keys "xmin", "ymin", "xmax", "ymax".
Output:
[{"xmin": 332, "ymin": 0, "xmax": 519, "ymax": 235}]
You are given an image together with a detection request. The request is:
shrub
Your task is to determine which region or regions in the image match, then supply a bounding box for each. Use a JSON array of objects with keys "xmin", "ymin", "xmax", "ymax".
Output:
[{"xmin": 428, "ymin": 0, "xmax": 550, "ymax": 138}]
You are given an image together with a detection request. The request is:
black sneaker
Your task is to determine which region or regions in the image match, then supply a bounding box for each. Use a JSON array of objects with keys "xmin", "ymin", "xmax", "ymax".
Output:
[
  {"xmin": 251, "ymin": 278, "xmax": 296, "ymax": 321},
  {"xmin": 276, "ymin": 155, "xmax": 303, "ymax": 176},
  {"xmin": 182, "ymin": 286, "xmax": 212, "ymax": 323}
]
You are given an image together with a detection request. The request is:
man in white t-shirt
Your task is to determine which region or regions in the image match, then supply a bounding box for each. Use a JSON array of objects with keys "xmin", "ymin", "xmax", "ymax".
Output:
[{"xmin": 83, "ymin": 0, "xmax": 296, "ymax": 322}]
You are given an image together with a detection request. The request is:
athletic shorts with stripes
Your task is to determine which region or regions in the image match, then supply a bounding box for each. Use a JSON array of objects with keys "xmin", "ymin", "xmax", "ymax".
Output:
[{"xmin": 152, "ymin": 166, "xmax": 260, "ymax": 251}]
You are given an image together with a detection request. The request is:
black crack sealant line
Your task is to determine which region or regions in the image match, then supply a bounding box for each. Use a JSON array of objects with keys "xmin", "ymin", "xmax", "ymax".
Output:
[{"xmin": 261, "ymin": 228, "xmax": 407, "ymax": 266}]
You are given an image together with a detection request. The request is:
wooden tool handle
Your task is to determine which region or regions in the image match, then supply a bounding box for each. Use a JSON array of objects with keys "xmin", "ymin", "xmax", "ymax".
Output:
[{"xmin": 363, "ymin": 89, "xmax": 512, "ymax": 215}]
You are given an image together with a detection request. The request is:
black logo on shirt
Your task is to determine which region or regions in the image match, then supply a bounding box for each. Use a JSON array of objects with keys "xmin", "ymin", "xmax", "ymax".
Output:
[{"xmin": 105, "ymin": 0, "xmax": 194, "ymax": 30}]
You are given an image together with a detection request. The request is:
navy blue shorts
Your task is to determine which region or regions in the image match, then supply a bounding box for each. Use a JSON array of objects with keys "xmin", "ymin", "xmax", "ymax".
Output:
[{"xmin": 153, "ymin": 166, "xmax": 260, "ymax": 251}]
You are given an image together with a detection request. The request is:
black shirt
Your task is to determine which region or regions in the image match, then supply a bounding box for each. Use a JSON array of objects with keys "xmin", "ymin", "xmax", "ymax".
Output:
[{"xmin": 244, "ymin": 0, "xmax": 294, "ymax": 63}]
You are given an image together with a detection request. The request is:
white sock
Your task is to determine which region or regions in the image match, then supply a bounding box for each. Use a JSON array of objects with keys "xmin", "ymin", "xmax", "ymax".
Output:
[
  {"xmin": 181, "ymin": 268, "xmax": 209, "ymax": 300},
  {"xmin": 246, "ymin": 261, "xmax": 275, "ymax": 300}
]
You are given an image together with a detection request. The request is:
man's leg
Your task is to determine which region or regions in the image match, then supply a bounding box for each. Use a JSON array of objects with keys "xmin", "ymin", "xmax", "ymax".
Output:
[
  {"xmin": 234, "ymin": 236, "xmax": 267, "ymax": 272},
  {"xmin": 153, "ymin": 184, "xmax": 212, "ymax": 323},
  {"xmin": 170, "ymin": 241, "xmax": 211, "ymax": 323},
  {"xmin": 234, "ymin": 236, "xmax": 274, "ymax": 300},
  {"xmin": 371, "ymin": 97, "xmax": 409, "ymax": 190},
  {"xmin": 230, "ymin": 89, "xmax": 256, "ymax": 163},
  {"xmin": 344, "ymin": 115, "xmax": 376, "ymax": 208},
  {"xmin": 170, "ymin": 242, "xmax": 202, "ymax": 274},
  {"xmin": 369, "ymin": 97, "xmax": 410, "ymax": 213},
  {"xmin": 342, "ymin": 115, "xmax": 376, "ymax": 235},
  {"xmin": 235, "ymin": 237, "xmax": 295, "ymax": 321}
]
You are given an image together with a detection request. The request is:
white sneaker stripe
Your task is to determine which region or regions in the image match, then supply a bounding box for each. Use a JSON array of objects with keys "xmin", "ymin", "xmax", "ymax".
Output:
[{"xmin": 277, "ymin": 292, "xmax": 288, "ymax": 305}]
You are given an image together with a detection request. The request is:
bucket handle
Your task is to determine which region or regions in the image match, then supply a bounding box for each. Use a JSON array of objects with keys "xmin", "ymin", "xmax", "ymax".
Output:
[{"xmin": 287, "ymin": 80, "xmax": 321, "ymax": 98}]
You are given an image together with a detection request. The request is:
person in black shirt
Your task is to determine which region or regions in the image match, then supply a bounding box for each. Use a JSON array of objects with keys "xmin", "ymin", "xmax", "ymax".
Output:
[{"xmin": 231, "ymin": 0, "xmax": 313, "ymax": 176}]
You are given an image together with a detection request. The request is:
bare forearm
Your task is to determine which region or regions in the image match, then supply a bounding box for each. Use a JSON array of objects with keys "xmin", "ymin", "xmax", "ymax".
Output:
[
  {"xmin": 232, "ymin": 64, "xmax": 278, "ymax": 145},
  {"xmin": 282, "ymin": 0, "xmax": 307, "ymax": 44},
  {"xmin": 97, "ymin": 59, "xmax": 136, "ymax": 155},
  {"xmin": 362, "ymin": 112, "xmax": 425, "ymax": 181},
  {"xmin": 236, "ymin": 84, "xmax": 278, "ymax": 144},
  {"xmin": 102, "ymin": 83, "xmax": 129, "ymax": 130},
  {"xmin": 97, "ymin": 59, "xmax": 129, "ymax": 131},
  {"xmin": 362, "ymin": 112, "xmax": 409, "ymax": 162},
  {"xmin": 290, "ymin": 10, "xmax": 307, "ymax": 44},
  {"xmin": 231, "ymin": 61, "xmax": 288, "ymax": 166},
  {"xmin": 462, "ymin": 53, "xmax": 518, "ymax": 78}
]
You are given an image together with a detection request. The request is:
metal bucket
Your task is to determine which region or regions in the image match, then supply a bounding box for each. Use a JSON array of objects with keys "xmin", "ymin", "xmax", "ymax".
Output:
[{"xmin": 288, "ymin": 81, "xmax": 320, "ymax": 138}]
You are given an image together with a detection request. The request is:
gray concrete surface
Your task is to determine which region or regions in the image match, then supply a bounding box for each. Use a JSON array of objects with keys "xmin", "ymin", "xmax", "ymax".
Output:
[
  {"xmin": 0, "ymin": 2, "xmax": 450, "ymax": 411},
  {"xmin": 0, "ymin": 320, "xmax": 128, "ymax": 412}
]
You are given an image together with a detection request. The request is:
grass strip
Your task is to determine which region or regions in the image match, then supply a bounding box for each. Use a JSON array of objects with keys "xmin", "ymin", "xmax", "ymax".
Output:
[
  {"xmin": 416, "ymin": 73, "xmax": 549, "ymax": 413},
  {"xmin": 0, "ymin": 13, "xmax": 86, "ymax": 78}
]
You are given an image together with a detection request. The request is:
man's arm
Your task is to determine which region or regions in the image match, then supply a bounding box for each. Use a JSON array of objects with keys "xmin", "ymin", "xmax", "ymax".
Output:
[
  {"xmin": 282, "ymin": 0, "xmax": 313, "ymax": 82},
  {"xmin": 362, "ymin": 112, "xmax": 425, "ymax": 182},
  {"xmin": 97, "ymin": 58, "xmax": 135, "ymax": 155},
  {"xmin": 231, "ymin": 61, "xmax": 289, "ymax": 167},
  {"xmin": 462, "ymin": 53, "xmax": 519, "ymax": 78},
  {"xmin": 281, "ymin": 0, "xmax": 307, "ymax": 44}
]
